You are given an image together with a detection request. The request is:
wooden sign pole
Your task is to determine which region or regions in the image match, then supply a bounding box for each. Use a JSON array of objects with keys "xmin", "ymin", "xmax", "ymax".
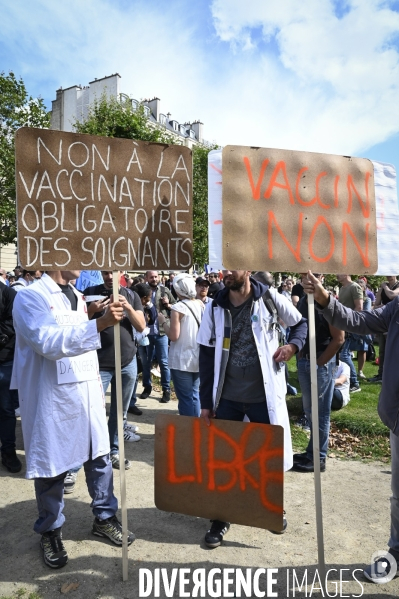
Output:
[
  {"xmin": 307, "ymin": 293, "xmax": 326, "ymax": 588},
  {"xmin": 112, "ymin": 272, "xmax": 129, "ymax": 581}
]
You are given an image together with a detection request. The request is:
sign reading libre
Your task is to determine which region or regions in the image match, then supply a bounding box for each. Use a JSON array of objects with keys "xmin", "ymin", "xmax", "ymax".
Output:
[
  {"xmin": 15, "ymin": 127, "xmax": 193, "ymax": 270},
  {"xmin": 222, "ymin": 145, "xmax": 377, "ymax": 273},
  {"xmin": 154, "ymin": 414, "xmax": 284, "ymax": 531}
]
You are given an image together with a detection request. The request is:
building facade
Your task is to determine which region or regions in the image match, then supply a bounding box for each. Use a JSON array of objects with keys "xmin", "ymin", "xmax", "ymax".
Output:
[{"xmin": 50, "ymin": 73, "xmax": 209, "ymax": 149}]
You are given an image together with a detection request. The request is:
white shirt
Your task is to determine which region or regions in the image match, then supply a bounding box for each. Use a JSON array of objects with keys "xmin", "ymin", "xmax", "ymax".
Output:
[
  {"xmin": 11, "ymin": 274, "xmax": 109, "ymax": 478},
  {"xmin": 168, "ymin": 300, "xmax": 204, "ymax": 372},
  {"xmin": 335, "ymin": 361, "xmax": 350, "ymax": 407}
]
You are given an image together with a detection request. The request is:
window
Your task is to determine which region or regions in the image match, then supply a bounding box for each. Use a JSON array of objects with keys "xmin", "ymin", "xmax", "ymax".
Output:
[
  {"xmin": 189, "ymin": 129, "xmax": 196, "ymax": 139},
  {"xmin": 131, "ymin": 99, "xmax": 139, "ymax": 111},
  {"xmin": 143, "ymin": 106, "xmax": 151, "ymax": 117},
  {"xmin": 159, "ymin": 114, "xmax": 166, "ymax": 124},
  {"xmin": 180, "ymin": 125, "xmax": 186, "ymax": 135}
]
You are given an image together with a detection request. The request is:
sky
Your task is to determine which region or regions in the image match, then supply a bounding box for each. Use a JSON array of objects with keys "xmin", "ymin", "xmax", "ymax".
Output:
[{"xmin": 1, "ymin": 0, "xmax": 399, "ymax": 182}]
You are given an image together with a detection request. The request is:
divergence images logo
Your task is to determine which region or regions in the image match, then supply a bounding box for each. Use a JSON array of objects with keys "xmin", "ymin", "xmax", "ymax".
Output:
[{"xmin": 368, "ymin": 551, "xmax": 397, "ymax": 584}]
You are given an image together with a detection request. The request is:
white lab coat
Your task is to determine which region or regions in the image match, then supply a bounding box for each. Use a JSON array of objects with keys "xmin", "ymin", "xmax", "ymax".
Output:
[
  {"xmin": 197, "ymin": 287, "xmax": 302, "ymax": 471},
  {"xmin": 11, "ymin": 273, "xmax": 109, "ymax": 479}
]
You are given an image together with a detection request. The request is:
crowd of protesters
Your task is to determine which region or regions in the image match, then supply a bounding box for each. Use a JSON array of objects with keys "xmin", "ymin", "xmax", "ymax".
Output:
[{"xmin": 0, "ymin": 265, "xmax": 396, "ymax": 581}]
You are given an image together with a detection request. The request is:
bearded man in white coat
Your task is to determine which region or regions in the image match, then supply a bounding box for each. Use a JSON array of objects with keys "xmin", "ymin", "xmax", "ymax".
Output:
[{"xmin": 11, "ymin": 270, "xmax": 134, "ymax": 569}]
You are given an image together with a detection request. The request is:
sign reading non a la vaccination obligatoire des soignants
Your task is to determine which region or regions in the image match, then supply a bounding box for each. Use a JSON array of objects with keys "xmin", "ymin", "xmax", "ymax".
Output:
[{"xmin": 15, "ymin": 127, "xmax": 193, "ymax": 270}]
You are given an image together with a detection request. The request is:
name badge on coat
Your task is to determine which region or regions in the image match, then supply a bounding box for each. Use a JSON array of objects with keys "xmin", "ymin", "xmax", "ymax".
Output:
[{"xmin": 53, "ymin": 310, "xmax": 100, "ymax": 384}]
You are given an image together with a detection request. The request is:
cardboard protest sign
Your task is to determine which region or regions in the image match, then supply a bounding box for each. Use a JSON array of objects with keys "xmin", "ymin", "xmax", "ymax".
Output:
[
  {"xmin": 221, "ymin": 146, "xmax": 377, "ymax": 273},
  {"xmin": 15, "ymin": 127, "xmax": 193, "ymax": 270},
  {"xmin": 154, "ymin": 414, "xmax": 284, "ymax": 531}
]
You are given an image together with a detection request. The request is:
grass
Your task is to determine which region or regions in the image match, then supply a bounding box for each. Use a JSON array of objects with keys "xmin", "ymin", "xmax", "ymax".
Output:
[
  {"xmin": 286, "ymin": 347, "xmax": 391, "ymax": 461},
  {"xmin": 0, "ymin": 590, "xmax": 42, "ymax": 599}
]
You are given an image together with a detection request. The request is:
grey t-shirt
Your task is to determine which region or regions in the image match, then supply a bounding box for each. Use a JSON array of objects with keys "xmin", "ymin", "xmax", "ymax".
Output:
[{"xmin": 221, "ymin": 296, "xmax": 266, "ymax": 403}]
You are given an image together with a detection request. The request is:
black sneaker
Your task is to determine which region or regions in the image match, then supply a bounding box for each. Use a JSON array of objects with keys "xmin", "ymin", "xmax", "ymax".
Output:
[
  {"xmin": 92, "ymin": 515, "xmax": 135, "ymax": 546},
  {"xmin": 160, "ymin": 390, "xmax": 170, "ymax": 403},
  {"xmin": 293, "ymin": 452, "xmax": 308, "ymax": 464},
  {"xmin": 110, "ymin": 454, "xmax": 131, "ymax": 470},
  {"xmin": 350, "ymin": 384, "xmax": 361, "ymax": 393},
  {"xmin": 40, "ymin": 527, "xmax": 68, "ymax": 569},
  {"xmin": 271, "ymin": 512, "xmax": 288, "ymax": 534},
  {"xmin": 128, "ymin": 405, "xmax": 143, "ymax": 416},
  {"xmin": 294, "ymin": 414, "xmax": 310, "ymax": 432},
  {"xmin": 1, "ymin": 449, "xmax": 22, "ymax": 473},
  {"xmin": 140, "ymin": 386, "xmax": 152, "ymax": 399},
  {"xmin": 292, "ymin": 458, "xmax": 326, "ymax": 473},
  {"xmin": 363, "ymin": 550, "xmax": 399, "ymax": 583},
  {"xmin": 368, "ymin": 375, "xmax": 382, "ymax": 383},
  {"xmin": 204, "ymin": 520, "xmax": 230, "ymax": 548}
]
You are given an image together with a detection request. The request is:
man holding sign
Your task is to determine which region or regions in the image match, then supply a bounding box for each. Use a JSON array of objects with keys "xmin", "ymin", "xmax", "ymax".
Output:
[
  {"xmin": 197, "ymin": 269, "xmax": 307, "ymax": 547},
  {"xmin": 11, "ymin": 271, "xmax": 135, "ymax": 569},
  {"xmin": 303, "ymin": 271, "xmax": 399, "ymax": 583}
]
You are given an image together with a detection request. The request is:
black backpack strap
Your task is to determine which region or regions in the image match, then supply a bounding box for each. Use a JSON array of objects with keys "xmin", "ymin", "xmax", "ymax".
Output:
[
  {"xmin": 209, "ymin": 299, "xmax": 217, "ymax": 345},
  {"xmin": 263, "ymin": 289, "xmax": 279, "ymax": 327},
  {"xmin": 262, "ymin": 289, "xmax": 286, "ymax": 344}
]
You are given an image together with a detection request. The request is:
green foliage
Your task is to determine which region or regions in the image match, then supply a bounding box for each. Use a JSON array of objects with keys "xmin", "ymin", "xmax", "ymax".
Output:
[
  {"xmin": 192, "ymin": 144, "xmax": 217, "ymax": 267},
  {"xmin": 0, "ymin": 71, "xmax": 50, "ymax": 245},
  {"xmin": 75, "ymin": 94, "xmax": 217, "ymax": 267},
  {"xmin": 74, "ymin": 95, "xmax": 176, "ymax": 145}
]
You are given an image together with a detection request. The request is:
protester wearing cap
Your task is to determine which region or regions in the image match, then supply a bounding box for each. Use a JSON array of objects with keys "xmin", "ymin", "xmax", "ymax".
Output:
[
  {"xmin": 195, "ymin": 277, "xmax": 211, "ymax": 304},
  {"xmin": 208, "ymin": 272, "xmax": 223, "ymax": 299},
  {"xmin": 158, "ymin": 274, "xmax": 204, "ymax": 417}
]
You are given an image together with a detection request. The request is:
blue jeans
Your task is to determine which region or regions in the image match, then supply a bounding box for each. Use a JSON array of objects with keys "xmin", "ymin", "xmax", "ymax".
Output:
[
  {"xmin": 215, "ymin": 399, "xmax": 270, "ymax": 424},
  {"xmin": 101, "ymin": 357, "xmax": 137, "ymax": 455},
  {"xmin": 340, "ymin": 337, "xmax": 359, "ymax": 387},
  {"xmin": 298, "ymin": 356, "xmax": 335, "ymax": 460},
  {"xmin": 33, "ymin": 453, "xmax": 117, "ymax": 534},
  {"xmin": 129, "ymin": 372, "xmax": 139, "ymax": 408},
  {"xmin": 0, "ymin": 360, "xmax": 19, "ymax": 454},
  {"xmin": 171, "ymin": 369, "xmax": 200, "ymax": 417},
  {"xmin": 139, "ymin": 334, "xmax": 170, "ymax": 392}
]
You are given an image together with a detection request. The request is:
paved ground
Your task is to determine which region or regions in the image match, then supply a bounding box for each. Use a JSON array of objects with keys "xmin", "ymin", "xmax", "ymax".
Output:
[{"xmin": 0, "ymin": 383, "xmax": 397, "ymax": 599}]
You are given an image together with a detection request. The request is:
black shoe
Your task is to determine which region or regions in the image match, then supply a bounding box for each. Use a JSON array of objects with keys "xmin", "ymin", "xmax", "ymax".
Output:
[
  {"xmin": 363, "ymin": 549, "xmax": 399, "ymax": 583},
  {"xmin": 204, "ymin": 520, "xmax": 230, "ymax": 548},
  {"xmin": 270, "ymin": 512, "xmax": 288, "ymax": 534},
  {"xmin": 368, "ymin": 375, "xmax": 382, "ymax": 383},
  {"xmin": 350, "ymin": 384, "xmax": 361, "ymax": 393},
  {"xmin": 140, "ymin": 386, "xmax": 152, "ymax": 399},
  {"xmin": 128, "ymin": 405, "xmax": 143, "ymax": 416},
  {"xmin": 294, "ymin": 414, "xmax": 310, "ymax": 432},
  {"xmin": 293, "ymin": 452, "xmax": 308, "ymax": 464},
  {"xmin": 40, "ymin": 527, "xmax": 68, "ymax": 569},
  {"xmin": 92, "ymin": 515, "xmax": 135, "ymax": 546},
  {"xmin": 1, "ymin": 449, "xmax": 22, "ymax": 473},
  {"xmin": 160, "ymin": 390, "xmax": 170, "ymax": 403},
  {"xmin": 110, "ymin": 454, "xmax": 131, "ymax": 470},
  {"xmin": 292, "ymin": 458, "xmax": 326, "ymax": 473}
]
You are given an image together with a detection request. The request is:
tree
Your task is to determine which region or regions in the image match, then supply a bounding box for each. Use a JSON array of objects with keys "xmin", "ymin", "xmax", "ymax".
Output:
[
  {"xmin": 0, "ymin": 72, "xmax": 50, "ymax": 245},
  {"xmin": 75, "ymin": 94, "xmax": 217, "ymax": 267}
]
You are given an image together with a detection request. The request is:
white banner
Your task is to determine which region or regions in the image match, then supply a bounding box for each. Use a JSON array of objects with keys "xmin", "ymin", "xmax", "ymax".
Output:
[{"xmin": 372, "ymin": 161, "xmax": 399, "ymax": 275}]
